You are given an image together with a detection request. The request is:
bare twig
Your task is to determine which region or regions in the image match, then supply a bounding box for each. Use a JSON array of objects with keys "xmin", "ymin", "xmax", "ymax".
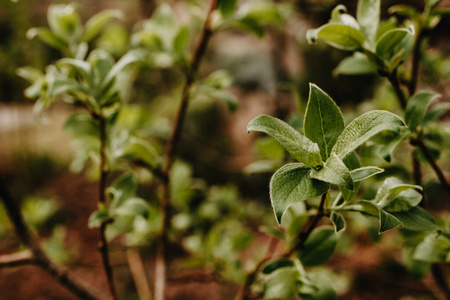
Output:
[
  {"xmin": 0, "ymin": 179, "xmax": 100, "ymax": 300},
  {"xmin": 235, "ymin": 193, "xmax": 328, "ymax": 300},
  {"xmin": 154, "ymin": 1, "xmax": 220, "ymax": 300},
  {"xmin": 127, "ymin": 249, "xmax": 153, "ymax": 300},
  {"xmin": 387, "ymin": 68, "xmax": 407, "ymax": 110},
  {"xmin": 0, "ymin": 250, "xmax": 34, "ymax": 269}
]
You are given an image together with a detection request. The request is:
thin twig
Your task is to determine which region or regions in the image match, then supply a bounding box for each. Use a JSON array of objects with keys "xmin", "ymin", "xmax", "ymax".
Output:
[
  {"xmin": 235, "ymin": 193, "xmax": 328, "ymax": 300},
  {"xmin": 408, "ymin": 30, "xmax": 424, "ymax": 96},
  {"xmin": 127, "ymin": 249, "xmax": 153, "ymax": 300},
  {"xmin": 154, "ymin": 1, "xmax": 220, "ymax": 300},
  {"xmin": 411, "ymin": 138, "xmax": 450, "ymax": 191},
  {"xmin": 0, "ymin": 250, "xmax": 34, "ymax": 269},
  {"xmin": 387, "ymin": 68, "xmax": 407, "ymax": 110},
  {"xmin": 0, "ymin": 179, "xmax": 100, "ymax": 300},
  {"xmin": 96, "ymin": 114, "xmax": 118, "ymax": 300}
]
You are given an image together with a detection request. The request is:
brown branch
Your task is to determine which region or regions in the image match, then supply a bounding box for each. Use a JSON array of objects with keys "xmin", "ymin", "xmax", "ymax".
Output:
[
  {"xmin": 96, "ymin": 114, "xmax": 118, "ymax": 300},
  {"xmin": 408, "ymin": 30, "xmax": 424, "ymax": 96},
  {"xmin": 235, "ymin": 193, "xmax": 328, "ymax": 300},
  {"xmin": 127, "ymin": 249, "xmax": 153, "ymax": 300},
  {"xmin": 0, "ymin": 250, "xmax": 35, "ymax": 269},
  {"xmin": 411, "ymin": 138, "xmax": 450, "ymax": 191},
  {"xmin": 387, "ymin": 68, "xmax": 407, "ymax": 110},
  {"xmin": 154, "ymin": 1, "xmax": 220, "ymax": 300},
  {"xmin": 0, "ymin": 179, "xmax": 100, "ymax": 300}
]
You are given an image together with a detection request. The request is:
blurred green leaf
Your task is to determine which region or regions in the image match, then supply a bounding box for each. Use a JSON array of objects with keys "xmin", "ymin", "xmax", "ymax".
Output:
[
  {"xmin": 333, "ymin": 53, "xmax": 377, "ymax": 76},
  {"xmin": 83, "ymin": 9, "xmax": 124, "ymax": 42},
  {"xmin": 27, "ymin": 27, "xmax": 67, "ymax": 50},
  {"xmin": 262, "ymin": 258, "xmax": 294, "ymax": 274},
  {"xmin": 297, "ymin": 227, "xmax": 337, "ymax": 267},
  {"xmin": 218, "ymin": 0, "xmax": 237, "ymax": 16},
  {"xmin": 414, "ymin": 233, "xmax": 450, "ymax": 263},
  {"xmin": 270, "ymin": 163, "xmax": 329, "ymax": 223},
  {"xmin": 374, "ymin": 177, "xmax": 422, "ymax": 211},
  {"xmin": 376, "ymin": 26, "xmax": 414, "ymax": 61},
  {"xmin": 88, "ymin": 209, "xmax": 110, "ymax": 228},
  {"xmin": 263, "ymin": 267, "xmax": 300, "ymax": 298},
  {"xmin": 405, "ymin": 91, "xmax": 440, "ymax": 131},
  {"xmin": 119, "ymin": 137, "xmax": 161, "ymax": 169},
  {"xmin": 47, "ymin": 4, "xmax": 82, "ymax": 42},
  {"xmin": 114, "ymin": 198, "xmax": 150, "ymax": 218}
]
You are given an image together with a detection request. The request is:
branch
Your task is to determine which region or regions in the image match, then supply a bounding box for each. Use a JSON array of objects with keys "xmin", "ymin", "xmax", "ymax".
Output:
[
  {"xmin": 411, "ymin": 138, "xmax": 450, "ymax": 191},
  {"xmin": 0, "ymin": 179, "xmax": 100, "ymax": 300},
  {"xmin": 96, "ymin": 114, "xmax": 118, "ymax": 300},
  {"xmin": 387, "ymin": 68, "xmax": 407, "ymax": 110},
  {"xmin": 154, "ymin": 1, "xmax": 220, "ymax": 300},
  {"xmin": 234, "ymin": 193, "xmax": 328, "ymax": 300},
  {"xmin": 0, "ymin": 250, "xmax": 34, "ymax": 269}
]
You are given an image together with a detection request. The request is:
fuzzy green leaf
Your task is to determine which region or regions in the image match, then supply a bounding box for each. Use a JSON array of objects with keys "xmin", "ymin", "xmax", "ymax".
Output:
[
  {"xmin": 304, "ymin": 83, "xmax": 344, "ymax": 160},
  {"xmin": 374, "ymin": 177, "xmax": 422, "ymax": 211},
  {"xmin": 357, "ymin": 0, "xmax": 380, "ymax": 47},
  {"xmin": 297, "ymin": 227, "xmax": 337, "ymax": 266},
  {"xmin": 307, "ymin": 24, "xmax": 365, "ymax": 51},
  {"xmin": 248, "ymin": 115, "xmax": 323, "ymax": 168},
  {"xmin": 350, "ymin": 166, "xmax": 384, "ymax": 182},
  {"xmin": 405, "ymin": 91, "xmax": 440, "ymax": 131},
  {"xmin": 88, "ymin": 209, "xmax": 110, "ymax": 228},
  {"xmin": 270, "ymin": 163, "xmax": 329, "ymax": 224},
  {"xmin": 114, "ymin": 197, "xmax": 150, "ymax": 218},
  {"xmin": 218, "ymin": 0, "xmax": 238, "ymax": 16},
  {"xmin": 310, "ymin": 154, "xmax": 353, "ymax": 190},
  {"xmin": 331, "ymin": 110, "xmax": 405, "ymax": 160}
]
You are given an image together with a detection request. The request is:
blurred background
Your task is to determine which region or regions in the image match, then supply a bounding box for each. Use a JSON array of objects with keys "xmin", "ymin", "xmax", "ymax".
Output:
[{"xmin": 0, "ymin": 0, "xmax": 449, "ymax": 299}]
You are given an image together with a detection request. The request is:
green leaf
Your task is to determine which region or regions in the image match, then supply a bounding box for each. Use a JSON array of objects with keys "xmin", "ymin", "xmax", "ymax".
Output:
[
  {"xmin": 64, "ymin": 113, "xmax": 98, "ymax": 137},
  {"xmin": 83, "ymin": 9, "xmax": 124, "ymax": 42},
  {"xmin": 333, "ymin": 53, "xmax": 377, "ymax": 76},
  {"xmin": 422, "ymin": 103, "xmax": 450, "ymax": 125},
  {"xmin": 350, "ymin": 166, "xmax": 384, "ymax": 182},
  {"xmin": 49, "ymin": 79, "xmax": 91, "ymax": 98},
  {"xmin": 114, "ymin": 197, "xmax": 150, "ymax": 218},
  {"xmin": 263, "ymin": 267, "xmax": 300, "ymax": 298},
  {"xmin": 414, "ymin": 233, "xmax": 450, "ymax": 263},
  {"xmin": 248, "ymin": 115, "xmax": 323, "ymax": 169},
  {"xmin": 343, "ymin": 200, "xmax": 402, "ymax": 233},
  {"xmin": 330, "ymin": 5, "xmax": 360, "ymax": 29},
  {"xmin": 26, "ymin": 27, "xmax": 67, "ymax": 49},
  {"xmin": 307, "ymin": 24, "xmax": 365, "ymax": 51},
  {"xmin": 262, "ymin": 258, "xmax": 294, "ymax": 274},
  {"xmin": 374, "ymin": 177, "xmax": 422, "ymax": 210},
  {"xmin": 58, "ymin": 58, "xmax": 91, "ymax": 79},
  {"xmin": 47, "ymin": 4, "xmax": 82, "ymax": 42},
  {"xmin": 297, "ymin": 227, "xmax": 337, "ymax": 266},
  {"xmin": 388, "ymin": 5, "xmax": 419, "ymax": 19},
  {"xmin": 331, "ymin": 212, "xmax": 346, "ymax": 233},
  {"xmin": 88, "ymin": 209, "xmax": 110, "ymax": 228},
  {"xmin": 103, "ymin": 49, "xmax": 144, "ymax": 89},
  {"xmin": 331, "ymin": 110, "xmax": 405, "ymax": 160},
  {"xmin": 391, "ymin": 207, "xmax": 437, "ymax": 231},
  {"xmin": 310, "ymin": 154, "xmax": 353, "ymax": 190},
  {"xmin": 403, "ymin": 248, "xmax": 431, "ymax": 280},
  {"xmin": 405, "ymin": 91, "xmax": 440, "ymax": 131},
  {"xmin": 298, "ymin": 272, "xmax": 338, "ymax": 300},
  {"xmin": 357, "ymin": 0, "xmax": 380, "ymax": 47},
  {"xmin": 218, "ymin": 0, "xmax": 237, "ymax": 17},
  {"xmin": 173, "ymin": 25, "xmax": 189, "ymax": 54},
  {"xmin": 377, "ymin": 128, "xmax": 409, "ymax": 162},
  {"xmin": 270, "ymin": 163, "xmax": 329, "ymax": 224},
  {"xmin": 376, "ymin": 26, "xmax": 414, "ymax": 60},
  {"xmin": 260, "ymin": 226, "xmax": 286, "ymax": 241},
  {"xmin": 304, "ymin": 83, "xmax": 344, "ymax": 160},
  {"xmin": 340, "ymin": 152, "xmax": 361, "ymax": 201},
  {"xmin": 119, "ymin": 137, "xmax": 161, "ymax": 169},
  {"xmin": 280, "ymin": 202, "xmax": 309, "ymax": 237},
  {"xmin": 109, "ymin": 173, "xmax": 137, "ymax": 209}
]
